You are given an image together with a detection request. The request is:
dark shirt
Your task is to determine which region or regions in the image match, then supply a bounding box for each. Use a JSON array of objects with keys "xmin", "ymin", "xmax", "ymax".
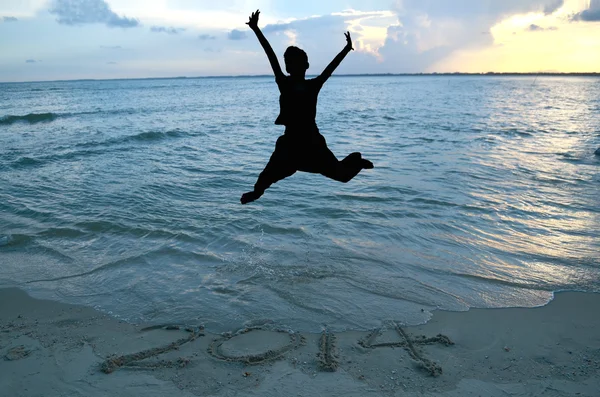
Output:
[{"xmin": 274, "ymin": 75, "xmax": 324, "ymax": 132}]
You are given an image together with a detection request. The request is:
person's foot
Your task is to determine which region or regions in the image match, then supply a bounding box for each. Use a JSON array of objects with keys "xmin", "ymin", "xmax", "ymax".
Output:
[
  {"xmin": 240, "ymin": 190, "xmax": 262, "ymax": 204},
  {"xmin": 362, "ymin": 159, "xmax": 374, "ymax": 169}
]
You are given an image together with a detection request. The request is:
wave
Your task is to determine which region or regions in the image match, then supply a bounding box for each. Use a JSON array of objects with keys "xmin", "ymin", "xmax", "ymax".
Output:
[
  {"xmin": 72, "ymin": 129, "xmax": 199, "ymax": 150},
  {"xmin": 498, "ymin": 128, "xmax": 534, "ymax": 137},
  {"xmin": 0, "ymin": 108, "xmax": 143, "ymax": 127},
  {"xmin": 11, "ymin": 156, "xmax": 44, "ymax": 167},
  {"xmin": 0, "ymin": 112, "xmax": 59, "ymax": 125},
  {"xmin": 29, "ymin": 87, "xmax": 63, "ymax": 92},
  {"xmin": 10, "ymin": 129, "xmax": 199, "ymax": 169},
  {"xmin": 125, "ymin": 129, "xmax": 189, "ymax": 142},
  {"xmin": 24, "ymin": 245, "xmax": 217, "ymax": 284},
  {"xmin": 0, "ymin": 234, "xmax": 36, "ymax": 248},
  {"xmin": 11, "ymin": 147, "xmax": 129, "ymax": 169}
]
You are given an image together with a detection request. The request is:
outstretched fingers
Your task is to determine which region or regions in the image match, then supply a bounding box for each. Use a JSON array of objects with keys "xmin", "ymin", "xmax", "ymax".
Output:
[
  {"xmin": 344, "ymin": 31, "xmax": 354, "ymax": 50},
  {"xmin": 246, "ymin": 9, "xmax": 260, "ymax": 27}
]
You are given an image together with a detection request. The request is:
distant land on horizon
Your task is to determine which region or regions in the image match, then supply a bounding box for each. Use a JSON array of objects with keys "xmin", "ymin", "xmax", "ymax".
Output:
[{"xmin": 2, "ymin": 72, "xmax": 599, "ymax": 84}]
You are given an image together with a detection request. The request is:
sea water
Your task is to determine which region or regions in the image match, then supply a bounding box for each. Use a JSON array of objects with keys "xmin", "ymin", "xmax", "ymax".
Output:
[{"xmin": 1, "ymin": 76, "xmax": 599, "ymax": 332}]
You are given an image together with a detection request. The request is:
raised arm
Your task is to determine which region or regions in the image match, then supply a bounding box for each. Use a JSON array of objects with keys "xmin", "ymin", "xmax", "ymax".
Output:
[
  {"xmin": 318, "ymin": 32, "xmax": 354, "ymax": 84},
  {"xmin": 246, "ymin": 10, "xmax": 284, "ymax": 79}
]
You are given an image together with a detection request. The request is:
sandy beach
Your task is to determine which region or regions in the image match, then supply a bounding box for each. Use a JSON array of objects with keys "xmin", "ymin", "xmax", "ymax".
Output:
[{"xmin": 1, "ymin": 288, "xmax": 599, "ymax": 396}]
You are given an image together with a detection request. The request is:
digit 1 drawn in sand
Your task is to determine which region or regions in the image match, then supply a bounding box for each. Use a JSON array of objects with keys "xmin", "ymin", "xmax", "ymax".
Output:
[
  {"xmin": 317, "ymin": 330, "xmax": 338, "ymax": 372},
  {"xmin": 101, "ymin": 326, "xmax": 204, "ymax": 374},
  {"xmin": 358, "ymin": 322, "xmax": 453, "ymax": 377}
]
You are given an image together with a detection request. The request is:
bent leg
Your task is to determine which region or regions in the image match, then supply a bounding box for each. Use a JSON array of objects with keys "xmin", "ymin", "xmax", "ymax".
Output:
[
  {"xmin": 296, "ymin": 133, "xmax": 373, "ymax": 184},
  {"xmin": 322, "ymin": 152, "xmax": 362, "ymax": 183},
  {"xmin": 318, "ymin": 149, "xmax": 373, "ymax": 183},
  {"xmin": 241, "ymin": 136, "xmax": 297, "ymax": 204},
  {"xmin": 253, "ymin": 162, "xmax": 296, "ymax": 194}
]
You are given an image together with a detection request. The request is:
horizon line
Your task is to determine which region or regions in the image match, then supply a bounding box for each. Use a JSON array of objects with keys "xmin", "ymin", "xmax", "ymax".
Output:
[{"xmin": 2, "ymin": 71, "xmax": 599, "ymax": 84}]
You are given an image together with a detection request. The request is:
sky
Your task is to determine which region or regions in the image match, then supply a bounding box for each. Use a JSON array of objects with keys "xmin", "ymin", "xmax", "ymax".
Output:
[{"xmin": 0, "ymin": 0, "xmax": 599, "ymax": 82}]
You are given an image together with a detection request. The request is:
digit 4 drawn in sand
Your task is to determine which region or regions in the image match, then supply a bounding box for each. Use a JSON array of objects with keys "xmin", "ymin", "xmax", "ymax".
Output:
[{"xmin": 359, "ymin": 321, "xmax": 454, "ymax": 377}]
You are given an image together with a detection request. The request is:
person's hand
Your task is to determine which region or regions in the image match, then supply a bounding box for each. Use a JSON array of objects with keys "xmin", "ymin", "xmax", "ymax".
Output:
[
  {"xmin": 344, "ymin": 31, "xmax": 354, "ymax": 51},
  {"xmin": 246, "ymin": 9, "xmax": 260, "ymax": 30}
]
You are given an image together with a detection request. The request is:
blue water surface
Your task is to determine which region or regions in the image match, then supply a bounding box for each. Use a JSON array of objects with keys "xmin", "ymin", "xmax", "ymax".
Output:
[{"xmin": 1, "ymin": 76, "xmax": 599, "ymax": 332}]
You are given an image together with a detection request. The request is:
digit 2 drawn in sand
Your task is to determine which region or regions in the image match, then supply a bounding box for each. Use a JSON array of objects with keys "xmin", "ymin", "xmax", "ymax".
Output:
[{"xmin": 101, "ymin": 325, "xmax": 204, "ymax": 373}]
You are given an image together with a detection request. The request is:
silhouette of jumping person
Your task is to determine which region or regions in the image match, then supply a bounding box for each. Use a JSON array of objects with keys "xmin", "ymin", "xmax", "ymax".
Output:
[{"xmin": 241, "ymin": 10, "xmax": 374, "ymax": 205}]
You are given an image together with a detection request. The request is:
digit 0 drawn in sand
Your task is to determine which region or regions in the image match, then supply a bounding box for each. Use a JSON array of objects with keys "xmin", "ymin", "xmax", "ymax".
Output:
[
  {"xmin": 101, "ymin": 325, "xmax": 204, "ymax": 374},
  {"xmin": 317, "ymin": 330, "xmax": 338, "ymax": 372},
  {"xmin": 208, "ymin": 327, "xmax": 304, "ymax": 365},
  {"xmin": 359, "ymin": 322, "xmax": 453, "ymax": 377}
]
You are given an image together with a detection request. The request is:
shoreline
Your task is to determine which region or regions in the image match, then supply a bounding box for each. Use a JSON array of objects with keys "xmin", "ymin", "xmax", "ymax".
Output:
[
  {"xmin": 4, "ymin": 281, "xmax": 568, "ymax": 334},
  {"xmin": 2, "ymin": 288, "xmax": 599, "ymax": 396}
]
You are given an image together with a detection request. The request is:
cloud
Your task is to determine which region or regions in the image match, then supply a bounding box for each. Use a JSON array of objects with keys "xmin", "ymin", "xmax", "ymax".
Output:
[
  {"xmin": 228, "ymin": 29, "xmax": 247, "ymax": 40},
  {"xmin": 394, "ymin": 0, "xmax": 569, "ymax": 20},
  {"xmin": 261, "ymin": 12, "xmax": 388, "ymax": 35},
  {"xmin": 571, "ymin": 0, "xmax": 600, "ymax": 21},
  {"xmin": 107, "ymin": 61, "xmax": 117, "ymax": 64},
  {"xmin": 198, "ymin": 34, "xmax": 216, "ymax": 40},
  {"xmin": 49, "ymin": 0, "xmax": 140, "ymax": 28},
  {"xmin": 543, "ymin": 0, "xmax": 564, "ymax": 15},
  {"xmin": 374, "ymin": 0, "xmax": 572, "ymax": 72},
  {"xmin": 3, "ymin": 16, "xmax": 18, "ymax": 22},
  {"xmin": 100, "ymin": 45, "xmax": 123, "ymax": 50},
  {"xmin": 527, "ymin": 24, "xmax": 558, "ymax": 31},
  {"xmin": 25, "ymin": 59, "xmax": 37, "ymax": 63},
  {"xmin": 258, "ymin": 11, "xmax": 395, "ymax": 61},
  {"xmin": 262, "ymin": 22, "xmax": 291, "ymax": 34},
  {"xmin": 260, "ymin": 15, "xmax": 350, "ymax": 54},
  {"xmin": 572, "ymin": 9, "xmax": 600, "ymax": 21},
  {"xmin": 150, "ymin": 26, "xmax": 186, "ymax": 34}
]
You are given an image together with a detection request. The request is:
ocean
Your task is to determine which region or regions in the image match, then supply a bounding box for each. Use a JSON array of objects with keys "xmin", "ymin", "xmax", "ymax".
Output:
[{"xmin": 1, "ymin": 75, "xmax": 599, "ymax": 332}]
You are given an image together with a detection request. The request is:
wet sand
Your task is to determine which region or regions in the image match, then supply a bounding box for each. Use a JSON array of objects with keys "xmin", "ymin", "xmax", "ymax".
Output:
[{"xmin": 1, "ymin": 287, "xmax": 599, "ymax": 396}]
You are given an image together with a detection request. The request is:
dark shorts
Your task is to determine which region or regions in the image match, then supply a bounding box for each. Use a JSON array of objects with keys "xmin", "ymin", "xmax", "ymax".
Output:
[
  {"xmin": 252, "ymin": 124, "xmax": 367, "ymax": 192},
  {"xmin": 270, "ymin": 128, "xmax": 338, "ymax": 174},
  {"xmin": 253, "ymin": 127, "xmax": 340, "ymax": 192}
]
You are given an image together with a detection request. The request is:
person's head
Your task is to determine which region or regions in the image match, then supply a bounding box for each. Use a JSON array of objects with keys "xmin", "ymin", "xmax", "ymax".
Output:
[{"xmin": 284, "ymin": 46, "xmax": 309, "ymax": 76}]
